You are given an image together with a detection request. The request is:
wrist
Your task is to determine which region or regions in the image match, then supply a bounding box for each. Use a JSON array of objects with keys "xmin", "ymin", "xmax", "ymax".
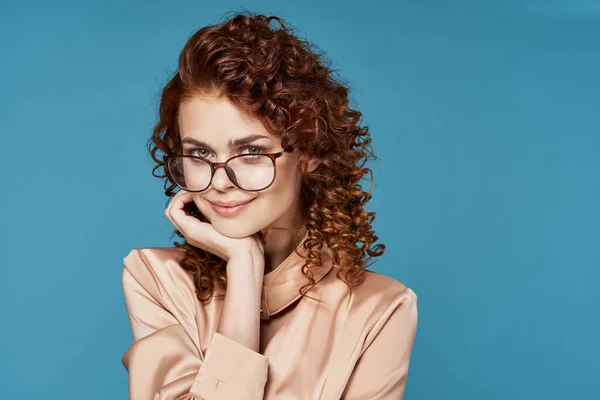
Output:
[
  {"xmin": 226, "ymin": 254, "xmax": 265, "ymax": 288},
  {"xmin": 228, "ymin": 244, "xmax": 263, "ymax": 263}
]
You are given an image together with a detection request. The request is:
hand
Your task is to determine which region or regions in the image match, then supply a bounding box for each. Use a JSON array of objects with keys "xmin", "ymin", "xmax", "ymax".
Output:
[
  {"xmin": 166, "ymin": 189, "xmax": 265, "ymax": 352},
  {"xmin": 165, "ymin": 189, "xmax": 265, "ymax": 263}
]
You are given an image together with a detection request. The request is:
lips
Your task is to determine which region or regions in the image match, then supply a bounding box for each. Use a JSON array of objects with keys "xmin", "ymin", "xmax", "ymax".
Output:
[
  {"xmin": 208, "ymin": 198, "xmax": 255, "ymax": 217},
  {"xmin": 208, "ymin": 199, "xmax": 254, "ymax": 207}
]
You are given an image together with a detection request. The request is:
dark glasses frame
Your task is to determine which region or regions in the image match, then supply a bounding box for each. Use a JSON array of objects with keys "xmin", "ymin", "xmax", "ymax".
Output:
[{"xmin": 163, "ymin": 137, "xmax": 300, "ymax": 193}]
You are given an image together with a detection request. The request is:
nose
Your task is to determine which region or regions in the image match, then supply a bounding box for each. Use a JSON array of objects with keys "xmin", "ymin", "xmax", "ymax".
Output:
[{"xmin": 210, "ymin": 164, "xmax": 239, "ymax": 190}]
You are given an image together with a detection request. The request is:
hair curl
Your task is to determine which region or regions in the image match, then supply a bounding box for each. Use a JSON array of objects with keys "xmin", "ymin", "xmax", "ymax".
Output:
[{"xmin": 147, "ymin": 11, "xmax": 385, "ymax": 303}]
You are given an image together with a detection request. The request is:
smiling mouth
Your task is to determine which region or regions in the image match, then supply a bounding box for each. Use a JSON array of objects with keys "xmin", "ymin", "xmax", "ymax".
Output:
[
  {"xmin": 211, "ymin": 201, "xmax": 253, "ymax": 207},
  {"xmin": 208, "ymin": 198, "xmax": 256, "ymax": 216}
]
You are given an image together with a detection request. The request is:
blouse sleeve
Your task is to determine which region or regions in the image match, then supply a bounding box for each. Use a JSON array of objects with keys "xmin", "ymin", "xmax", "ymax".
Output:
[
  {"xmin": 121, "ymin": 249, "xmax": 269, "ymax": 400},
  {"xmin": 341, "ymin": 288, "xmax": 418, "ymax": 400}
]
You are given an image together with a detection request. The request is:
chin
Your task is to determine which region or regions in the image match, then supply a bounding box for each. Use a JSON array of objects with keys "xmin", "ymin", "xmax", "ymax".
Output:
[{"xmin": 210, "ymin": 219, "xmax": 262, "ymax": 239}]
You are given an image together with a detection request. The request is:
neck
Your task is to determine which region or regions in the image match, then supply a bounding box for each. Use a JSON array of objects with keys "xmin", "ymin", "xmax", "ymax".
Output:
[{"xmin": 262, "ymin": 225, "xmax": 307, "ymax": 275}]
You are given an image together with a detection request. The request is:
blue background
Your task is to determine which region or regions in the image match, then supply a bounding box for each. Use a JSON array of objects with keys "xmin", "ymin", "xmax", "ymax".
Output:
[{"xmin": 1, "ymin": 0, "xmax": 598, "ymax": 398}]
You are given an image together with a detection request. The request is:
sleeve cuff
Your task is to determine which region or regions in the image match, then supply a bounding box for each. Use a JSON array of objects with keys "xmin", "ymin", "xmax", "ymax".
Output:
[{"xmin": 189, "ymin": 332, "xmax": 269, "ymax": 399}]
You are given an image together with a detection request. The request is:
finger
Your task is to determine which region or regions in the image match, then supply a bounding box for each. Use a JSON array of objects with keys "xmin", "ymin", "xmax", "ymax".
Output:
[
  {"xmin": 165, "ymin": 189, "xmax": 188, "ymax": 216},
  {"xmin": 166, "ymin": 190, "xmax": 192, "ymax": 234},
  {"xmin": 164, "ymin": 190, "xmax": 182, "ymax": 229},
  {"xmin": 170, "ymin": 191, "xmax": 206, "ymax": 238}
]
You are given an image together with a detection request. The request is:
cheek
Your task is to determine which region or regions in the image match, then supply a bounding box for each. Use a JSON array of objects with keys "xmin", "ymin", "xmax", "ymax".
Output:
[
  {"xmin": 270, "ymin": 162, "xmax": 302, "ymax": 194},
  {"xmin": 193, "ymin": 197, "xmax": 212, "ymax": 221},
  {"xmin": 275, "ymin": 157, "xmax": 303, "ymax": 184}
]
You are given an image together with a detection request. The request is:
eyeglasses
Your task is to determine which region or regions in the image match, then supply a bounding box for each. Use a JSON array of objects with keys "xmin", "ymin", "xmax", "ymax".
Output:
[{"xmin": 163, "ymin": 138, "xmax": 300, "ymax": 192}]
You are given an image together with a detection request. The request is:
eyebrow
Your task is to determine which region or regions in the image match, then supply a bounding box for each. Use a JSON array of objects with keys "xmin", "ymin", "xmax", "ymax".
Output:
[{"xmin": 180, "ymin": 134, "xmax": 271, "ymax": 152}]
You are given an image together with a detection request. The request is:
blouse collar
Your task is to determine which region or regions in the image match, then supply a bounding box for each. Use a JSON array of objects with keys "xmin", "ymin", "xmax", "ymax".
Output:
[
  {"xmin": 259, "ymin": 230, "xmax": 334, "ymax": 320},
  {"xmin": 212, "ymin": 230, "xmax": 334, "ymax": 320}
]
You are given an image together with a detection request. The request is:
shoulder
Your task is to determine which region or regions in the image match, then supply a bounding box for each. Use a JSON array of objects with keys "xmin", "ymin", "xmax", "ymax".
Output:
[
  {"xmin": 326, "ymin": 269, "xmax": 417, "ymax": 337},
  {"xmin": 121, "ymin": 246, "xmax": 197, "ymax": 309},
  {"xmin": 123, "ymin": 246, "xmax": 187, "ymax": 279},
  {"xmin": 352, "ymin": 270, "xmax": 417, "ymax": 312},
  {"xmin": 123, "ymin": 246, "xmax": 187, "ymax": 272},
  {"xmin": 348, "ymin": 271, "xmax": 418, "ymax": 349}
]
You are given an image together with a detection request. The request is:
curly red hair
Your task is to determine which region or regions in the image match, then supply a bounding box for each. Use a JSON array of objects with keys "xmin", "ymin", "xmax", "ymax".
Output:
[{"xmin": 148, "ymin": 11, "xmax": 385, "ymax": 303}]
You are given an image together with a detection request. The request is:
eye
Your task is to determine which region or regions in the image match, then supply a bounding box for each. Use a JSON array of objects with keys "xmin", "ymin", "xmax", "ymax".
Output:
[
  {"xmin": 183, "ymin": 146, "xmax": 210, "ymax": 158},
  {"xmin": 182, "ymin": 145, "xmax": 267, "ymax": 158},
  {"xmin": 240, "ymin": 145, "xmax": 266, "ymax": 155}
]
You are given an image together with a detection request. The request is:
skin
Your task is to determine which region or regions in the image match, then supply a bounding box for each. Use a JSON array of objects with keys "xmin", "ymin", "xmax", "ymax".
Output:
[{"xmin": 164, "ymin": 94, "xmax": 319, "ymax": 352}]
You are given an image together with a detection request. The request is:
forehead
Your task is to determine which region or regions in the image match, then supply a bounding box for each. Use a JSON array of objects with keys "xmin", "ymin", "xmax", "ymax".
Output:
[{"xmin": 178, "ymin": 96, "xmax": 276, "ymax": 145}]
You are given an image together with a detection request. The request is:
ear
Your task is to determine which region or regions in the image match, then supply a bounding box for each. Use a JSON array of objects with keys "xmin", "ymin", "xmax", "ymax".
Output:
[{"xmin": 307, "ymin": 157, "xmax": 321, "ymax": 173}]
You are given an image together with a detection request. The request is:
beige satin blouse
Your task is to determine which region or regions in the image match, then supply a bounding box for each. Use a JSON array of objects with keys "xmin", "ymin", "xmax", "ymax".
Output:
[{"xmin": 121, "ymin": 231, "xmax": 418, "ymax": 399}]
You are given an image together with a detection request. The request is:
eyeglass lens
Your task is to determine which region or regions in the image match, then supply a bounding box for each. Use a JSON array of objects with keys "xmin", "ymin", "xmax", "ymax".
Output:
[{"xmin": 168, "ymin": 155, "xmax": 275, "ymax": 191}]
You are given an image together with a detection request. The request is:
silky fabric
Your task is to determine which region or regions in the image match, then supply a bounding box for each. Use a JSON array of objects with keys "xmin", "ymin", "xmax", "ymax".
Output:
[{"xmin": 121, "ymin": 230, "xmax": 418, "ymax": 399}]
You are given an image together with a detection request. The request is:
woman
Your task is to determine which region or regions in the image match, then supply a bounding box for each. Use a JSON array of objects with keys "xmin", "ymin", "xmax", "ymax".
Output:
[{"xmin": 121, "ymin": 11, "xmax": 418, "ymax": 400}]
